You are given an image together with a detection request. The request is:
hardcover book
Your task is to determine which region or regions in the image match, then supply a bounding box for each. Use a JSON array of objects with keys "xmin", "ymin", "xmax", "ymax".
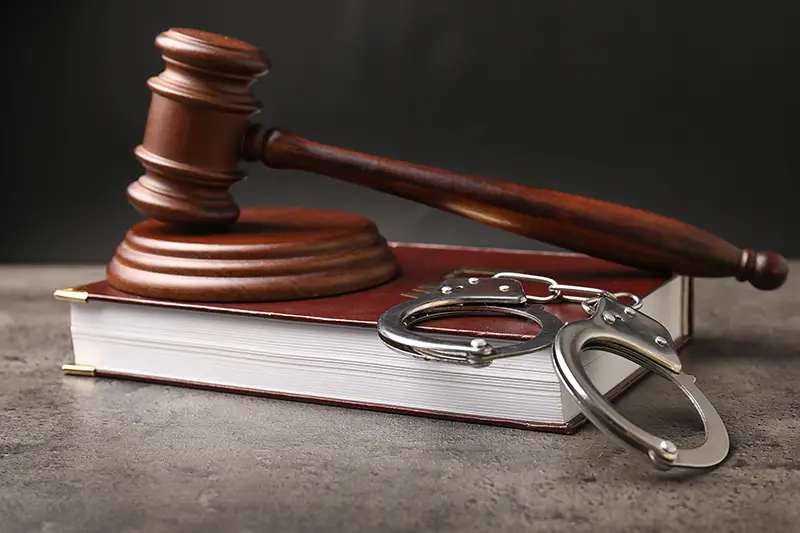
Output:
[{"xmin": 55, "ymin": 242, "xmax": 692, "ymax": 433}]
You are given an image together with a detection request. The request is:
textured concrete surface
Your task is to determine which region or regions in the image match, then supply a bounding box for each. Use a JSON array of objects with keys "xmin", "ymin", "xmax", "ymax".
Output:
[{"xmin": 1, "ymin": 265, "xmax": 798, "ymax": 533}]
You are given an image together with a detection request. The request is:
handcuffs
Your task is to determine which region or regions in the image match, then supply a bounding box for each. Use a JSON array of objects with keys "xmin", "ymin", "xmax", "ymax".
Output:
[{"xmin": 377, "ymin": 272, "xmax": 730, "ymax": 471}]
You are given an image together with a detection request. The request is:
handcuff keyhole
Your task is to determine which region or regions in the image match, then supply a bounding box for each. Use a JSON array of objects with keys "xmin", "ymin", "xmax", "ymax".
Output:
[
  {"xmin": 441, "ymin": 285, "xmax": 465, "ymax": 294},
  {"xmin": 602, "ymin": 312, "xmax": 625, "ymax": 324}
]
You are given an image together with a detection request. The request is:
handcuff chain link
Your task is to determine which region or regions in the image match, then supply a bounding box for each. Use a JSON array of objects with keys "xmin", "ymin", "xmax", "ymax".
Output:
[{"xmin": 491, "ymin": 272, "xmax": 643, "ymax": 314}]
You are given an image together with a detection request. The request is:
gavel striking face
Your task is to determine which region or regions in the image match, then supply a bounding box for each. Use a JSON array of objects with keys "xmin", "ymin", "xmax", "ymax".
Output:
[{"xmin": 126, "ymin": 27, "xmax": 788, "ymax": 290}]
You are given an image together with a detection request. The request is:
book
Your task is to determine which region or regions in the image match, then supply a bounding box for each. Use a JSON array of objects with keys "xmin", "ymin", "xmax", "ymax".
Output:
[{"xmin": 55, "ymin": 242, "xmax": 693, "ymax": 433}]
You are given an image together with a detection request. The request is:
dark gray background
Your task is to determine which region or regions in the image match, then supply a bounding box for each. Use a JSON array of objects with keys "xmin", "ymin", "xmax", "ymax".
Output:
[{"xmin": 1, "ymin": 1, "xmax": 796, "ymax": 263}]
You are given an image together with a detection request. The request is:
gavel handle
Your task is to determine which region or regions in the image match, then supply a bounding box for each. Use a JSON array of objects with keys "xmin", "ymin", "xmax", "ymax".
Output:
[{"xmin": 251, "ymin": 127, "xmax": 788, "ymax": 290}]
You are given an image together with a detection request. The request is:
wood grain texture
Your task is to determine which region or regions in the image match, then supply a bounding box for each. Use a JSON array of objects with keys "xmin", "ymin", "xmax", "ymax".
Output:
[
  {"xmin": 106, "ymin": 207, "xmax": 400, "ymax": 302},
  {"xmin": 260, "ymin": 128, "xmax": 788, "ymax": 290}
]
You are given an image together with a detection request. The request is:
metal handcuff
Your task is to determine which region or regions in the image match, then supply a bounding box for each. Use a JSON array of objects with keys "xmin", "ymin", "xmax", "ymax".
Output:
[{"xmin": 377, "ymin": 272, "xmax": 730, "ymax": 471}]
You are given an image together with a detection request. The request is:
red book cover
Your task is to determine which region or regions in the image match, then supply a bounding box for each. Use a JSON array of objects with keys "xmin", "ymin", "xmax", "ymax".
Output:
[{"xmin": 57, "ymin": 242, "xmax": 691, "ymax": 338}]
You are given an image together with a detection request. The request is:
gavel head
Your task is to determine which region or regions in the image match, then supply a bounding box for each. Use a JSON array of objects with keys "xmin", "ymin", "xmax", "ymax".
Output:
[{"xmin": 126, "ymin": 28, "xmax": 270, "ymax": 228}]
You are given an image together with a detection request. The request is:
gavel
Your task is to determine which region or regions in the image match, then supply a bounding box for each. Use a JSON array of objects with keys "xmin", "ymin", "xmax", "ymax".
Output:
[{"xmin": 114, "ymin": 27, "xmax": 787, "ymax": 302}]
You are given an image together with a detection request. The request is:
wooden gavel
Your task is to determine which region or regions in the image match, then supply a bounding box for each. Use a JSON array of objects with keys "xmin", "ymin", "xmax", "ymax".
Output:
[{"xmin": 126, "ymin": 27, "xmax": 788, "ymax": 291}]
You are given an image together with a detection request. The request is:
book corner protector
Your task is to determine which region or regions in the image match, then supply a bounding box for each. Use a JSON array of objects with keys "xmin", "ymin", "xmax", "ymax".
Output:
[
  {"xmin": 53, "ymin": 287, "xmax": 89, "ymax": 302},
  {"xmin": 61, "ymin": 364, "xmax": 96, "ymax": 377}
]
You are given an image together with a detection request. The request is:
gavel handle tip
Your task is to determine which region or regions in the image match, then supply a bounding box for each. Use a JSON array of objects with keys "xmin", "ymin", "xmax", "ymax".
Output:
[{"xmin": 738, "ymin": 250, "xmax": 789, "ymax": 290}]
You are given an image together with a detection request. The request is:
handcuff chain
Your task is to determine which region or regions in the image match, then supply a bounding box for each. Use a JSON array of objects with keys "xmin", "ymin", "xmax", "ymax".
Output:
[{"xmin": 491, "ymin": 272, "xmax": 643, "ymax": 314}]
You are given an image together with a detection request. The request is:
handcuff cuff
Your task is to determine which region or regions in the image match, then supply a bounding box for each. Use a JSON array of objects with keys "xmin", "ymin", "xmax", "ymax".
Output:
[{"xmin": 376, "ymin": 272, "xmax": 730, "ymax": 471}]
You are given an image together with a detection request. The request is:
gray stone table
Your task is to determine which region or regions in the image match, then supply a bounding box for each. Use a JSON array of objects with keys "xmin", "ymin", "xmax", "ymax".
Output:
[{"xmin": 1, "ymin": 265, "xmax": 798, "ymax": 533}]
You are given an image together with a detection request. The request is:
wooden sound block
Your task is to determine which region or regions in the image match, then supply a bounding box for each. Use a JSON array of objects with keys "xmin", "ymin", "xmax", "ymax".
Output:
[{"xmin": 106, "ymin": 207, "xmax": 401, "ymax": 302}]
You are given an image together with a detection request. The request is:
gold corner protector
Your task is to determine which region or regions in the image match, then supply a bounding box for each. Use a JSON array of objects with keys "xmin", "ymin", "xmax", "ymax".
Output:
[
  {"xmin": 53, "ymin": 287, "xmax": 89, "ymax": 303},
  {"xmin": 61, "ymin": 364, "xmax": 96, "ymax": 377}
]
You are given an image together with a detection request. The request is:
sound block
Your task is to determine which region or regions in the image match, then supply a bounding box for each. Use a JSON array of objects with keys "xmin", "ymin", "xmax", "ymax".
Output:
[{"xmin": 106, "ymin": 207, "xmax": 401, "ymax": 302}]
